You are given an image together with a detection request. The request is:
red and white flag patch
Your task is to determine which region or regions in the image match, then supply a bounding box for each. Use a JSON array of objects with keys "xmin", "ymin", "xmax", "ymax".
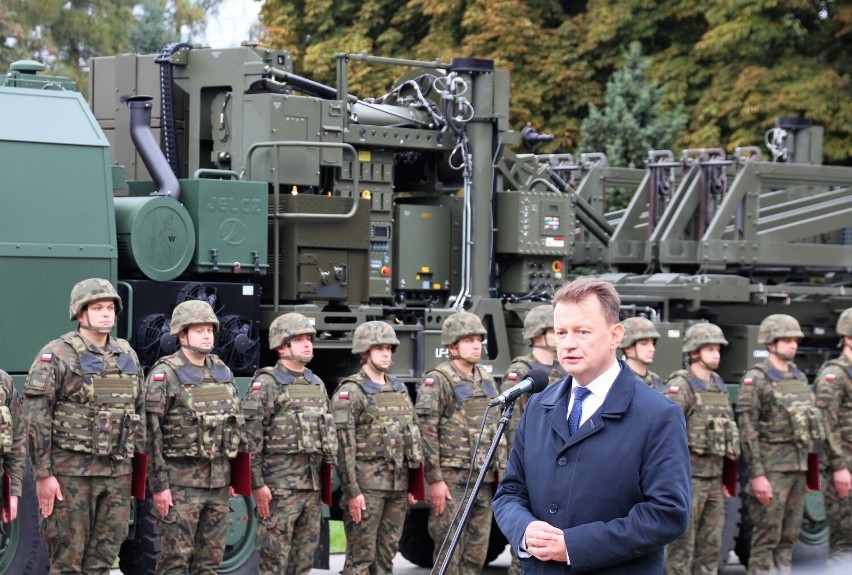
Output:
[
  {"xmin": 668, "ymin": 385, "xmax": 680, "ymax": 394},
  {"xmin": 251, "ymin": 380, "xmax": 262, "ymax": 390},
  {"xmin": 507, "ymin": 372, "xmax": 518, "ymax": 381},
  {"xmin": 40, "ymin": 353, "xmax": 53, "ymax": 362},
  {"xmin": 153, "ymin": 373, "xmax": 166, "ymax": 382},
  {"xmin": 339, "ymin": 390, "xmax": 349, "ymax": 399},
  {"xmin": 743, "ymin": 377, "xmax": 753, "ymax": 386},
  {"xmin": 826, "ymin": 373, "xmax": 836, "ymax": 382},
  {"xmin": 423, "ymin": 377, "xmax": 435, "ymax": 386}
]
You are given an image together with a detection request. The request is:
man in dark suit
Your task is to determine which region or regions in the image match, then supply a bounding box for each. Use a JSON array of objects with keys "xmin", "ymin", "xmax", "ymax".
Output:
[{"xmin": 493, "ymin": 277, "xmax": 691, "ymax": 574}]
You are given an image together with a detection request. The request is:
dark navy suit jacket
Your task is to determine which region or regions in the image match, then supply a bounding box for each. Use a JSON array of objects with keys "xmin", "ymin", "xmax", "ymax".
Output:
[{"xmin": 493, "ymin": 362, "xmax": 690, "ymax": 574}]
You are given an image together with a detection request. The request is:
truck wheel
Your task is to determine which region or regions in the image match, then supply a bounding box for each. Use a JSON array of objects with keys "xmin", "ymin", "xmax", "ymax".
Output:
[
  {"xmin": 118, "ymin": 492, "xmax": 159, "ymax": 575},
  {"xmin": 0, "ymin": 461, "xmax": 48, "ymax": 574},
  {"xmin": 399, "ymin": 507, "xmax": 434, "ymax": 567}
]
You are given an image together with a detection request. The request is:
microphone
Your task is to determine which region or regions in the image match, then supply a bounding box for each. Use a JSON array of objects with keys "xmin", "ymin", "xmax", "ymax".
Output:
[{"xmin": 489, "ymin": 368, "xmax": 550, "ymax": 407}]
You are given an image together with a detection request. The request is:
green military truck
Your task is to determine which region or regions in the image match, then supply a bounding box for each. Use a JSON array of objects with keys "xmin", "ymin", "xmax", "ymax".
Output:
[{"xmin": 1, "ymin": 43, "xmax": 850, "ymax": 573}]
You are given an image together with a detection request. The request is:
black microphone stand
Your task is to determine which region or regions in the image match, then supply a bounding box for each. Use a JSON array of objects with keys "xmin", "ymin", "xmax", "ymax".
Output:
[{"xmin": 434, "ymin": 400, "xmax": 515, "ymax": 575}]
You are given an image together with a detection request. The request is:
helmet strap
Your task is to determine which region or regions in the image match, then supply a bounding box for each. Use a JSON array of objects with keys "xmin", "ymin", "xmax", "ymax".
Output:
[{"xmin": 80, "ymin": 310, "xmax": 114, "ymax": 334}]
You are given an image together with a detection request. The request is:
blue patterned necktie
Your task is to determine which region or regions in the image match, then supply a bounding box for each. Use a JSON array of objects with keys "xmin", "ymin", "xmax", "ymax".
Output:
[{"xmin": 568, "ymin": 386, "xmax": 592, "ymax": 436}]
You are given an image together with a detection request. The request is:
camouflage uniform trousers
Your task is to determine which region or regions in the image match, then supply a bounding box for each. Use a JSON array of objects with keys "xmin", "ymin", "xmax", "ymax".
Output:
[
  {"xmin": 428, "ymin": 480, "xmax": 494, "ymax": 575},
  {"xmin": 664, "ymin": 476, "xmax": 725, "ymax": 575},
  {"xmin": 40, "ymin": 473, "xmax": 131, "ymax": 575},
  {"xmin": 823, "ymin": 470, "xmax": 852, "ymax": 561},
  {"xmin": 746, "ymin": 470, "xmax": 806, "ymax": 575},
  {"xmin": 157, "ymin": 484, "xmax": 230, "ymax": 575},
  {"xmin": 255, "ymin": 488, "xmax": 322, "ymax": 575},
  {"xmin": 341, "ymin": 488, "xmax": 409, "ymax": 575}
]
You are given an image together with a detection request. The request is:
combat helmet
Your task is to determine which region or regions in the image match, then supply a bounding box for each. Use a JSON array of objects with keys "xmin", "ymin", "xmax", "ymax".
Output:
[
  {"xmin": 352, "ymin": 321, "xmax": 400, "ymax": 354},
  {"xmin": 441, "ymin": 312, "xmax": 487, "ymax": 346},
  {"xmin": 758, "ymin": 314, "xmax": 804, "ymax": 344},
  {"xmin": 620, "ymin": 317, "xmax": 661, "ymax": 349},
  {"xmin": 523, "ymin": 305, "xmax": 554, "ymax": 341},
  {"xmin": 268, "ymin": 312, "xmax": 316, "ymax": 350},
  {"xmin": 170, "ymin": 300, "xmax": 219, "ymax": 335},
  {"xmin": 682, "ymin": 322, "xmax": 728, "ymax": 353},
  {"xmin": 837, "ymin": 308, "xmax": 852, "ymax": 337},
  {"xmin": 69, "ymin": 278, "xmax": 123, "ymax": 320}
]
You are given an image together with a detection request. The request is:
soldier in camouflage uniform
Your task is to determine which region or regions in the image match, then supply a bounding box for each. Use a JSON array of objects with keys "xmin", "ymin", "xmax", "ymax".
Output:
[
  {"xmin": 0, "ymin": 368, "xmax": 26, "ymax": 524},
  {"xmin": 416, "ymin": 311, "xmax": 504, "ymax": 575},
  {"xmin": 332, "ymin": 321, "xmax": 422, "ymax": 575},
  {"xmin": 814, "ymin": 307, "xmax": 852, "ymax": 561},
  {"xmin": 23, "ymin": 278, "xmax": 145, "ymax": 574},
  {"xmin": 664, "ymin": 323, "xmax": 739, "ymax": 575},
  {"xmin": 620, "ymin": 316, "xmax": 665, "ymax": 393},
  {"xmin": 145, "ymin": 300, "xmax": 244, "ymax": 575},
  {"xmin": 501, "ymin": 305, "xmax": 565, "ymax": 575},
  {"xmin": 736, "ymin": 314, "xmax": 830, "ymax": 575},
  {"xmin": 243, "ymin": 312, "xmax": 337, "ymax": 575}
]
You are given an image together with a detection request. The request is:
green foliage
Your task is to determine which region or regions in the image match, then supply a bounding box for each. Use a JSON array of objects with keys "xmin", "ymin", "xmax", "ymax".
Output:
[
  {"xmin": 579, "ymin": 42, "xmax": 687, "ymax": 170},
  {"xmin": 258, "ymin": 0, "xmax": 851, "ymax": 164},
  {"xmin": 129, "ymin": 0, "xmax": 180, "ymax": 56}
]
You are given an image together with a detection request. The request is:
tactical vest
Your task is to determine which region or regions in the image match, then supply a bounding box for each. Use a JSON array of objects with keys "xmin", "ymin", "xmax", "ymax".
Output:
[
  {"xmin": 433, "ymin": 364, "xmax": 503, "ymax": 472},
  {"xmin": 349, "ymin": 376, "xmax": 421, "ymax": 468},
  {"xmin": 673, "ymin": 370, "xmax": 740, "ymax": 458},
  {"xmin": 820, "ymin": 358, "xmax": 852, "ymax": 444},
  {"xmin": 511, "ymin": 356, "xmax": 564, "ymax": 385},
  {"xmin": 161, "ymin": 356, "xmax": 243, "ymax": 459},
  {"xmin": 51, "ymin": 334, "xmax": 141, "ymax": 460},
  {"xmin": 754, "ymin": 364, "xmax": 825, "ymax": 447},
  {"xmin": 0, "ymin": 383, "xmax": 12, "ymax": 454},
  {"xmin": 257, "ymin": 366, "xmax": 336, "ymax": 457}
]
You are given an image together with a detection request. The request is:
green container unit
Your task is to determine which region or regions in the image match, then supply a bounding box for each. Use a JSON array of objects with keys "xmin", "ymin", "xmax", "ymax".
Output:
[
  {"xmin": 0, "ymin": 86, "xmax": 117, "ymax": 377},
  {"xmin": 179, "ymin": 178, "xmax": 269, "ymax": 275}
]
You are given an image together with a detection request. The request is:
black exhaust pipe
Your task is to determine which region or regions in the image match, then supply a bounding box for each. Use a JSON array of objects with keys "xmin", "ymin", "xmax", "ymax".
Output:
[{"xmin": 127, "ymin": 95, "xmax": 180, "ymax": 200}]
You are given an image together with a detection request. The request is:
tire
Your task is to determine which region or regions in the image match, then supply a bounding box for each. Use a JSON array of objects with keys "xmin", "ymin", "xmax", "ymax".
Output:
[
  {"xmin": 0, "ymin": 461, "xmax": 48, "ymax": 574},
  {"xmin": 118, "ymin": 492, "xmax": 159, "ymax": 575},
  {"xmin": 734, "ymin": 462, "xmax": 753, "ymax": 568},
  {"xmin": 399, "ymin": 507, "xmax": 434, "ymax": 568}
]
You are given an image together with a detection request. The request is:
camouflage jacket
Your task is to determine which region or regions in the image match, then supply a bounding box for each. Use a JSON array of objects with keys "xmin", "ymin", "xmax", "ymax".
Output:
[
  {"xmin": 665, "ymin": 369, "xmax": 739, "ymax": 478},
  {"xmin": 332, "ymin": 370, "xmax": 421, "ymax": 498},
  {"xmin": 0, "ymin": 369, "xmax": 25, "ymax": 497},
  {"xmin": 501, "ymin": 354, "xmax": 565, "ymax": 439},
  {"xmin": 243, "ymin": 364, "xmax": 336, "ymax": 491},
  {"xmin": 814, "ymin": 354, "xmax": 852, "ymax": 472},
  {"xmin": 629, "ymin": 366, "xmax": 666, "ymax": 394},
  {"xmin": 415, "ymin": 361, "xmax": 503, "ymax": 484},
  {"xmin": 145, "ymin": 351, "xmax": 242, "ymax": 491},
  {"xmin": 23, "ymin": 331, "xmax": 145, "ymax": 479},
  {"xmin": 736, "ymin": 361, "xmax": 824, "ymax": 475}
]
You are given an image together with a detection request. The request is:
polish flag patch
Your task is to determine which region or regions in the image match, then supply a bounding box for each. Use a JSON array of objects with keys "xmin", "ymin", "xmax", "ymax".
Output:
[
  {"xmin": 40, "ymin": 353, "xmax": 53, "ymax": 362},
  {"xmin": 743, "ymin": 377, "xmax": 753, "ymax": 386},
  {"xmin": 507, "ymin": 372, "xmax": 518, "ymax": 381},
  {"xmin": 668, "ymin": 385, "xmax": 680, "ymax": 394},
  {"xmin": 423, "ymin": 377, "xmax": 435, "ymax": 386},
  {"xmin": 825, "ymin": 373, "xmax": 836, "ymax": 382},
  {"xmin": 251, "ymin": 380, "xmax": 262, "ymax": 390},
  {"xmin": 153, "ymin": 373, "xmax": 166, "ymax": 382},
  {"xmin": 338, "ymin": 390, "xmax": 349, "ymax": 399}
]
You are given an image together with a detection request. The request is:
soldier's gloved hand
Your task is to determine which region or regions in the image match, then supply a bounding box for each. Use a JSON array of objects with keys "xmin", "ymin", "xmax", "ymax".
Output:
[
  {"xmin": 750, "ymin": 475, "xmax": 773, "ymax": 506},
  {"xmin": 253, "ymin": 486, "xmax": 272, "ymax": 519},
  {"xmin": 348, "ymin": 494, "xmax": 366, "ymax": 523},
  {"xmin": 36, "ymin": 476, "xmax": 63, "ymax": 518},
  {"xmin": 429, "ymin": 480, "xmax": 452, "ymax": 515},
  {"xmin": 153, "ymin": 488, "xmax": 173, "ymax": 518},
  {"xmin": 834, "ymin": 468, "xmax": 852, "ymax": 498}
]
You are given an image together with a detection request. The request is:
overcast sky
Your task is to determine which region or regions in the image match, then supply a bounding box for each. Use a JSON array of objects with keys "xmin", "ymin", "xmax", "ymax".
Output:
[{"xmin": 203, "ymin": 0, "xmax": 262, "ymax": 48}]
